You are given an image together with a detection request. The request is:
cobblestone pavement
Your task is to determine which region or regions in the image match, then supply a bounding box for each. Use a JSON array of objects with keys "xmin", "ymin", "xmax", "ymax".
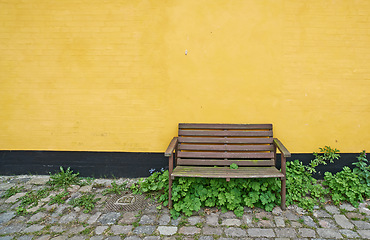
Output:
[{"xmin": 0, "ymin": 175, "xmax": 370, "ymax": 240}]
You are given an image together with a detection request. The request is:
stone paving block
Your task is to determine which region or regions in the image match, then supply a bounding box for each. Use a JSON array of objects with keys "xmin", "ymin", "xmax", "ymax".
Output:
[
  {"xmin": 78, "ymin": 213, "xmax": 90, "ymax": 222},
  {"xmin": 357, "ymin": 230, "xmax": 370, "ymax": 239},
  {"xmin": 170, "ymin": 217, "xmax": 180, "ymax": 226},
  {"xmin": 247, "ymin": 228, "xmax": 275, "ymax": 238},
  {"xmin": 346, "ymin": 212, "xmax": 366, "ymax": 220},
  {"xmin": 59, "ymin": 213, "xmax": 77, "ymax": 223},
  {"xmin": 69, "ymin": 236, "xmax": 85, "ymax": 240},
  {"xmin": 272, "ymin": 206, "xmax": 283, "ymax": 215},
  {"xmin": 22, "ymin": 224, "xmax": 45, "ymax": 233},
  {"xmin": 339, "ymin": 229, "xmax": 360, "ymax": 238},
  {"xmin": 17, "ymin": 235, "xmax": 34, "ymax": 240},
  {"xmin": 50, "ymin": 225, "xmax": 65, "ymax": 233},
  {"xmin": 157, "ymin": 226, "xmax": 177, "ymax": 235},
  {"xmin": 90, "ymin": 237, "xmax": 104, "ymax": 240},
  {"xmin": 118, "ymin": 211, "xmax": 138, "ymax": 224},
  {"xmin": 105, "ymin": 237, "xmax": 122, "ymax": 240},
  {"xmin": 139, "ymin": 215, "xmax": 156, "ymax": 225},
  {"xmin": 274, "ymin": 216, "xmax": 285, "ymax": 227},
  {"xmin": 110, "ymin": 225, "xmax": 133, "ymax": 235},
  {"xmin": 352, "ymin": 220, "xmax": 370, "ymax": 229},
  {"xmin": 313, "ymin": 209, "xmax": 332, "ymax": 218},
  {"xmin": 301, "ymin": 216, "xmax": 317, "ymax": 228},
  {"xmin": 124, "ymin": 237, "xmax": 142, "ymax": 240},
  {"xmin": 242, "ymin": 214, "xmax": 253, "ymax": 225},
  {"xmin": 178, "ymin": 226, "xmax": 201, "ymax": 235},
  {"xmin": 0, "ymin": 212, "xmax": 16, "ymax": 224},
  {"xmin": 0, "ymin": 236, "xmax": 13, "ymax": 240},
  {"xmin": 256, "ymin": 220, "xmax": 275, "ymax": 228},
  {"xmin": 317, "ymin": 228, "xmax": 342, "ymax": 239},
  {"xmin": 5, "ymin": 192, "xmax": 26, "ymax": 203},
  {"xmin": 143, "ymin": 237, "xmax": 161, "ymax": 240},
  {"xmin": 284, "ymin": 211, "xmax": 299, "ymax": 221},
  {"xmin": 188, "ymin": 216, "xmax": 203, "ymax": 225},
  {"xmin": 28, "ymin": 212, "xmax": 47, "ymax": 223},
  {"xmin": 318, "ymin": 218, "xmax": 338, "ymax": 229},
  {"xmin": 275, "ymin": 228, "xmax": 297, "ymax": 238},
  {"xmin": 158, "ymin": 214, "xmax": 171, "ymax": 225},
  {"xmin": 220, "ymin": 211, "xmax": 236, "ymax": 219},
  {"xmin": 224, "ymin": 227, "xmax": 247, "ymax": 237},
  {"xmin": 133, "ymin": 225, "xmax": 156, "ymax": 234},
  {"xmin": 98, "ymin": 212, "xmax": 121, "ymax": 225},
  {"xmin": 79, "ymin": 185, "xmax": 92, "ymax": 192},
  {"xmin": 202, "ymin": 226, "xmax": 223, "ymax": 235},
  {"xmin": 205, "ymin": 213, "xmax": 219, "ymax": 226},
  {"xmin": 339, "ymin": 203, "xmax": 356, "ymax": 211},
  {"xmin": 27, "ymin": 177, "xmax": 50, "ymax": 185},
  {"xmin": 198, "ymin": 236, "xmax": 214, "ymax": 240},
  {"xmin": 34, "ymin": 235, "xmax": 52, "ymax": 240},
  {"xmin": 222, "ymin": 218, "xmax": 241, "ymax": 226},
  {"xmin": 298, "ymin": 228, "xmax": 316, "ymax": 238},
  {"xmin": 334, "ymin": 214, "xmax": 354, "ymax": 229},
  {"xmin": 0, "ymin": 224, "xmax": 25, "ymax": 234},
  {"xmin": 95, "ymin": 225, "xmax": 108, "ymax": 235},
  {"xmin": 325, "ymin": 205, "xmax": 340, "ymax": 214},
  {"xmin": 50, "ymin": 235, "xmax": 69, "ymax": 240}
]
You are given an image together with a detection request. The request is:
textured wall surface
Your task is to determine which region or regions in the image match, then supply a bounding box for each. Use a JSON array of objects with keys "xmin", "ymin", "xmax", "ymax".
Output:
[{"xmin": 0, "ymin": 0, "xmax": 369, "ymax": 153}]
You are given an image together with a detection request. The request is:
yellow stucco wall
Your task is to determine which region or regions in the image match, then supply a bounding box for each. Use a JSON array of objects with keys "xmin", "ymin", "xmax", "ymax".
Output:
[{"xmin": 1, "ymin": 0, "xmax": 369, "ymax": 153}]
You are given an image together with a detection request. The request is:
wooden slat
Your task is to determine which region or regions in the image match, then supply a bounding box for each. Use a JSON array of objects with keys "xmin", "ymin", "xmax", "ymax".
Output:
[
  {"xmin": 273, "ymin": 138, "xmax": 291, "ymax": 157},
  {"xmin": 164, "ymin": 137, "xmax": 178, "ymax": 157},
  {"xmin": 178, "ymin": 137, "xmax": 273, "ymax": 144},
  {"xmin": 179, "ymin": 123, "xmax": 272, "ymax": 130},
  {"xmin": 172, "ymin": 166, "xmax": 284, "ymax": 179},
  {"xmin": 179, "ymin": 130, "xmax": 273, "ymax": 137},
  {"xmin": 177, "ymin": 152, "xmax": 274, "ymax": 159},
  {"xmin": 177, "ymin": 159, "xmax": 274, "ymax": 166},
  {"xmin": 178, "ymin": 144, "xmax": 274, "ymax": 151}
]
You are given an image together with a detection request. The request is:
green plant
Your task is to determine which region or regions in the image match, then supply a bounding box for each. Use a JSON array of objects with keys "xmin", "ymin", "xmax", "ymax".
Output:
[
  {"xmin": 49, "ymin": 191, "xmax": 70, "ymax": 205},
  {"xmin": 102, "ymin": 181, "xmax": 127, "ymax": 195},
  {"xmin": 1, "ymin": 186, "xmax": 24, "ymax": 199},
  {"xmin": 69, "ymin": 193, "xmax": 100, "ymax": 213},
  {"xmin": 48, "ymin": 167, "xmax": 81, "ymax": 190},
  {"xmin": 19, "ymin": 188, "xmax": 50, "ymax": 208},
  {"xmin": 230, "ymin": 163, "xmax": 239, "ymax": 169},
  {"xmin": 310, "ymin": 146, "xmax": 340, "ymax": 173},
  {"xmin": 352, "ymin": 151, "xmax": 370, "ymax": 186},
  {"xmin": 324, "ymin": 166, "xmax": 370, "ymax": 207},
  {"xmin": 286, "ymin": 160, "xmax": 327, "ymax": 211},
  {"xmin": 131, "ymin": 170, "xmax": 169, "ymax": 206}
]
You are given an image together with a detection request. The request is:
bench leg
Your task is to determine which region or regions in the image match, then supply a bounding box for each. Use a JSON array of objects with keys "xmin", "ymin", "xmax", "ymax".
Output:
[
  {"xmin": 168, "ymin": 177, "xmax": 173, "ymax": 209},
  {"xmin": 281, "ymin": 177, "xmax": 286, "ymax": 210}
]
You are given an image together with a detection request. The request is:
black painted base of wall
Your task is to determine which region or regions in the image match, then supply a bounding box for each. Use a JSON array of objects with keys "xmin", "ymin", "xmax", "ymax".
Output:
[{"xmin": 0, "ymin": 151, "xmax": 363, "ymax": 179}]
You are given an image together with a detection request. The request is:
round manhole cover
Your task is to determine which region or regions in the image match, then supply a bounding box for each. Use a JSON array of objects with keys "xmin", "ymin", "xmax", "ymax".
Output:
[{"xmin": 103, "ymin": 191, "xmax": 148, "ymax": 212}]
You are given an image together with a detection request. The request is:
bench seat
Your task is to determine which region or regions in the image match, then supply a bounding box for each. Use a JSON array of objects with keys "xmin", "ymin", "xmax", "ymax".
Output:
[
  {"xmin": 165, "ymin": 123, "xmax": 290, "ymax": 210},
  {"xmin": 172, "ymin": 166, "xmax": 284, "ymax": 179}
]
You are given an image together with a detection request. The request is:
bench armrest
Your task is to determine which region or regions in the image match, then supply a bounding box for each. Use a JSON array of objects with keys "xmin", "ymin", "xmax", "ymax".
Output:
[
  {"xmin": 165, "ymin": 137, "xmax": 178, "ymax": 157},
  {"xmin": 273, "ymin": 138, "xmax": 291, "ymax": 158}
]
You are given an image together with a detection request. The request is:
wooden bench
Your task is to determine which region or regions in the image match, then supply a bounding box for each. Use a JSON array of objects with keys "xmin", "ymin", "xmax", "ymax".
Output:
[{"xmin": 165, "ymin": 123, "xmax": 291, "ymax": 210}]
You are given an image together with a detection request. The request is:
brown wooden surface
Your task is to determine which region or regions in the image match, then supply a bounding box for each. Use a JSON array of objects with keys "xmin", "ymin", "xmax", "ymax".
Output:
[
  {"xmin": 177, "ymin": 159, "xmax": 274, "ymax": 166},
  {"xmin": 172, "ymin": 166, "xmax": 284, "ymax": 179},
  {"xmin": 164, "ymin": 137, "xmax": 178, "ymax": 157},
  {"xmin": 177, "ymin": 151, "xmax": 274, "ymax": 159},
  {"xmin": 179, "ymin": 123, "xmax": 272, "ymax": 130},
  {"xmin": 178, "ymin": 144, "xmax": 274, "ymax": 151},
  {"xmin": 178, "ymin": 137, "xmax": 273, "ymax": 144},
  {"xmin": 273, "ymin": 138, "xmax": 291, "ymax": 157},
  {"xmin": 179, "ymin": 130, "xmax": 273, "ymax": 137}
]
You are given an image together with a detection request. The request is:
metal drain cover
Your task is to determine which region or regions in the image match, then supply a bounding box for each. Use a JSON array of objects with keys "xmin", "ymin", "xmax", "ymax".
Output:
[{"xmin": 103, "ymin": 191, "xmax": 148, "ymax": 212}]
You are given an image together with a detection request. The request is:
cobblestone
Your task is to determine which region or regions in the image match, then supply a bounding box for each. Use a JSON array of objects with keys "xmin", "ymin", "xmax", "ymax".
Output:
[{"xmin": 0, "ymin": 175, "xmax": 369, "ymax": 240}]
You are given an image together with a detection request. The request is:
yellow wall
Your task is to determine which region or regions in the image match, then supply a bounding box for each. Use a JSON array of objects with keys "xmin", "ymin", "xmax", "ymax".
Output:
[{"xmin": 1, "ymin": 0, "xmax": 369, "ymax": 153}]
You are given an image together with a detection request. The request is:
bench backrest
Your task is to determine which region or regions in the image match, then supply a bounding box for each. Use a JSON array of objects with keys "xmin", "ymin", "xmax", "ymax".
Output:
[{"xmin": 177, "ymin": 123, "xmax": 276, "ymax": 167}]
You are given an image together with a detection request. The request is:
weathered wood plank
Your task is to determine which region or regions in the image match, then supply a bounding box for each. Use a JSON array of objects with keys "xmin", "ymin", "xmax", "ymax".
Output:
[
  {"xmin": 172, "ymin": 166, "xmax": 284, "ymax": 179},
  {"xmin": 164, "ymin": 137, "xmax": 178, "ymax": 157},
  {"xmin": 178, "ymin": 144, "xmax": 274, "ymax": 151},
  {"xmin": 179, "ymin": 130, "xmax": 273, "ymax": 137},
  {"xmin": 177, "ymin": 152, "xmax": 274, "ymax": 159},
  {"xmin": 177, "ymin": 159, "xmax": 274, "ymax": 166},
  {"xmin": 179, "ymin": 123, "xmax": 272, "ymax": 130},
  {"xmin": 273, "ymin": 138, "xmax": 291, "ymax": 157},
  {"xmin": 178, "ymin": 137, "xmax": 273, "ymax": 144}
]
